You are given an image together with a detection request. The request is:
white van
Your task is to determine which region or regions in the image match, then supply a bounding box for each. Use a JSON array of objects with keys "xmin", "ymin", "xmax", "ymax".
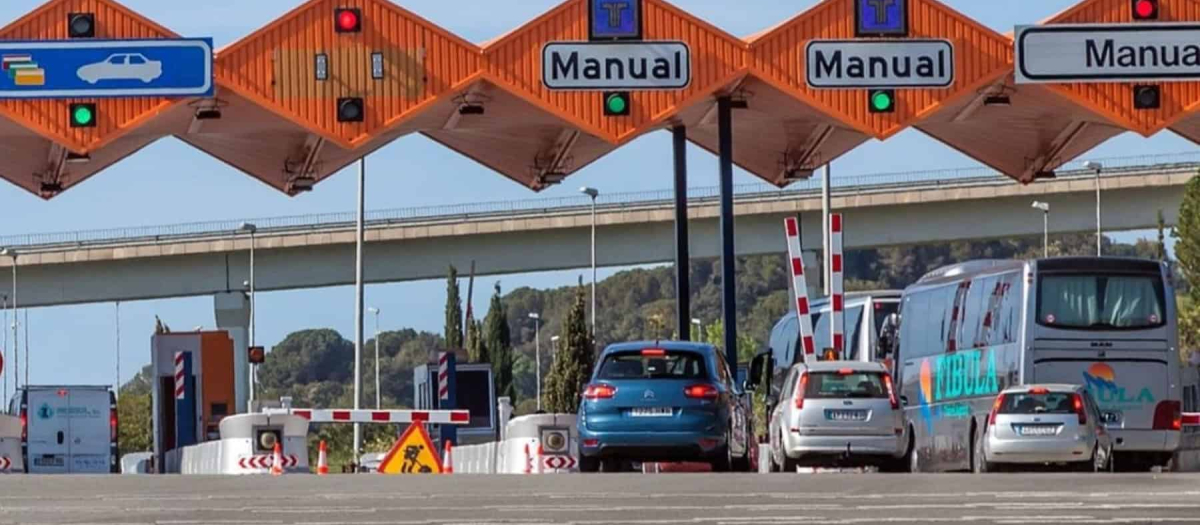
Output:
[{"xmin": 9, "ymin": 386, "xmax": 117, "ymax": 474}]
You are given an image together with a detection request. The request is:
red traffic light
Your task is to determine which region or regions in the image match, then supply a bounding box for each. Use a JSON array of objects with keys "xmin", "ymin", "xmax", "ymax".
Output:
[
  {"xmin": 1133, "ymin": 0, "xmax": 1159, "ymax": 20},
  {"xmin": 335, "ymin": 8, "xmax": 361, "ymax": 33}
]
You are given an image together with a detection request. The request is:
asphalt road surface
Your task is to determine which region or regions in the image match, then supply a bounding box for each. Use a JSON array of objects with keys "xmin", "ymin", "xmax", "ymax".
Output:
[{"xmin": 2, "ymin": 473, "xmax": 1199, "ymax": 524}]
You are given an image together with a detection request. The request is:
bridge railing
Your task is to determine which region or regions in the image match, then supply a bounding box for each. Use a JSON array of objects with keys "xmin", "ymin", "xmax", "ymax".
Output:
[{"xmin": 2, "ymin": 151, "xmax": 1197, "ymax": 251}]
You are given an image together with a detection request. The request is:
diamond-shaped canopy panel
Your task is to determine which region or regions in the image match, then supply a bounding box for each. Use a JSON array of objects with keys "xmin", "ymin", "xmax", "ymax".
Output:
[
  {"xmin": 1043, "ymin": 0, "xmax": 1200, "ymax": 137},
  {"xmin": 0, "ymin": 0, "xmax": 190, "ymax": 154},
  {"xmin": 214, "ymin": 0, "xmax": 482, "ymax": 151},
  {"xmin": 482, "ymin": 0, "xmax": 746, "ymax": 145},
  {"xmin": 748, "ymin": 0, "xmax": 1013, "ymax": 140}
]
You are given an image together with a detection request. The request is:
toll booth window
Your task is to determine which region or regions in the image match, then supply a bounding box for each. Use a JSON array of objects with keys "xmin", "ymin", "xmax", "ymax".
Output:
[
  {"xmin": 456, "ymin": 370, "xmax": 493, "ymax": 428},
  {"xmin": 211, "ymin": 403, "xmax": 228, "ymax": 416}
]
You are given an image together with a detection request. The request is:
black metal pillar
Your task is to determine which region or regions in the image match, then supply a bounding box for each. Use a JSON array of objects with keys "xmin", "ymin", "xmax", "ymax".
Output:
[
  {"xmin": 672, "ymin": 125, "xmax": 691, "ymax": 341},
  {"xmin": 717, "ymin": 97, "xmax": 737, "ymax": 368}
]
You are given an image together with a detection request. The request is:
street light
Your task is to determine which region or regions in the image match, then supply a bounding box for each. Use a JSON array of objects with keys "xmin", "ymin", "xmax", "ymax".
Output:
[
  {"xmin": 1031, "ymin": 201, "xmax": 1050, "ymax": 259},
  {"xmin": 579, "ymin": 187, "xmax": 599, "ymax": 335},
  {"xmin": 1084, "ymin": 161, "xmax": 1103, "ymax": 257},
  {"xmin": 239, "ymin": 223, "xmax": 257, "ymax": 407},
  {"xmin": 368, "ymin": 307, "xmax": 381, "ymax": 409},
  {"xmin": 691, "ymin": 318, "xmax": 703, "ymax": 341},
  {"xmin": 528, "ymin": 312, "xmax": 542, "ymax": 411}
]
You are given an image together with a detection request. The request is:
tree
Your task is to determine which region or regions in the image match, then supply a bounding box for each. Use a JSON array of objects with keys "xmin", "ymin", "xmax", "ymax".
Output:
[
  {"xmin": 444, "ymin": 265, "xmax": 464, "ymax": 349},
  {"xmin": 543, "ymin": 282, "xmax": 594, "ymax": 413},
  {"xmin": 117, "ymin": 376, "xmax": 152, "ymax": 457},
  {"xmin": 1174, "ymin": 177, "xmax": 1200, "ymax": 357},
  {"xmin": 465, "ymin": 319, "xmax": 485, "ymax": 363},
  {"xmin": 485, "ymin": 283, "xmax": 515, "ymax": 399}
]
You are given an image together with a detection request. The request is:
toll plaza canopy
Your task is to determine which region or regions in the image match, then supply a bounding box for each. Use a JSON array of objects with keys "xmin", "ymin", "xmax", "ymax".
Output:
[{"xmin": 1, "ymin": 0, "xmax": 1199, "ymax": 198}]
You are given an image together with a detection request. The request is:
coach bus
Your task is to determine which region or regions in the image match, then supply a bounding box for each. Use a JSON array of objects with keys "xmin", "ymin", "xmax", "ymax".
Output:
[{"xmin": 893, "ymin": 257, "xmax": 1181, "ymax": 472}]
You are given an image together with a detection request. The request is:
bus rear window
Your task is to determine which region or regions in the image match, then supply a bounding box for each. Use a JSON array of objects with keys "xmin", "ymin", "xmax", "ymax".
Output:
[
  {"xmin": 806, "ymin": 371, "xmax": 888, "ymax": 399},
  {"xmin": 597, "ymin": 351, "xmax": 707, "ymax": 380},
  {"xmin": 1037, "ymin": 273, "xmax": 1165, "ymax": 330}
]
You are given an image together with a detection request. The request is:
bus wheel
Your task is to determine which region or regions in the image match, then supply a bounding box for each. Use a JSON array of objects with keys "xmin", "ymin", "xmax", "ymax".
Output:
[{"xmin": 905, "ymin": 432, "xmax": 920, "ymax": 473}]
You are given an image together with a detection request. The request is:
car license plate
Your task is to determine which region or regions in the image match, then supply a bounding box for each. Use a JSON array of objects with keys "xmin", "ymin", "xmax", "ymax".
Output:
[
  {"xmin": 826, "ymin": 410, "xmax": 867, "ymax": 421},
  {"xmin": 629, "ymin": 407, "xmax": 673, "ymax": 417},
  {"xmin": 1017, "ymin": 425, "xmax": 1059, "ymax": 436},
  {"xmin": 34, "ymin": 456, "xmax": 64, "ymax": 467}
]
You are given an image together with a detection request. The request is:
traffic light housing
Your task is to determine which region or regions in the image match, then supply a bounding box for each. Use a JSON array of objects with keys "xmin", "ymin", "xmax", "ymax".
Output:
[
  {"xmin": 1133, "ymin": 85, "xmax": 1161, "ymax": 110},
  {"xmin": 69, "ymin": 103, "xmax": 96, "ymax": 127},
  {"xmin": 334, "ymin": 8, "xmax": 362, "ymax": 33},
  {"xmin": 249, "ymin": 346, "xmax": 265, "ymax": 365},
  {"xmin": 67, "ymin": 12, "xmax": 94, "ymax": 38},
  {"xmin": 868, "ymin": 89, "xmax": 895, "ymax": 113},
  {"xmin": 337, "ymin": 97, "xmax": 364, "ymax": 122},
  {"xmin": 603, "ymin": 91, "xmax": 630, "ymax": 116},
  {"xmin": 1132, "ymin": 0, "xmax": 1159, "ymax": 20}
]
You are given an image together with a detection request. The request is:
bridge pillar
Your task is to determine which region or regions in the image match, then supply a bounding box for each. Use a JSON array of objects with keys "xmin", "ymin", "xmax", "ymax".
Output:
[
  {"xmin": 213, "ymin": 292, "xmax": 250, "ymax": 414},
  {"xmin": 672, "ymin": 125, "xmax": 691, "ymax": 341},
  {"xmin": 717, "ymin": 96, "xmax": 737, "ymax": 369}
]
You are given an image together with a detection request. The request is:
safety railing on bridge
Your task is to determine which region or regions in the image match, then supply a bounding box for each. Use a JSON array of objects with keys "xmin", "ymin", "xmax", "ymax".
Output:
[{"xmin": 2, "ymin": 151, "xmax": 1197, "ymax": 252}]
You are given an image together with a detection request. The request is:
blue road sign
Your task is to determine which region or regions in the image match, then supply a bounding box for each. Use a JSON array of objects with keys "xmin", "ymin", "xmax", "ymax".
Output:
[
  {"xmin": 0, "ymin": 38, "xmax": 212, "ymax": 99},
  {"xmin": 590, "ymin": 0, "xmax": 642, "ymax": 40},
  {"xmin": 856, "ymin": 0, "xmax": 908, "ymax": 37}
]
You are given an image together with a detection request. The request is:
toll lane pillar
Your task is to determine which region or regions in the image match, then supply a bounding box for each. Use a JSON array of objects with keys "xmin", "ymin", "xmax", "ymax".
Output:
[
  {"xmin": 717, "ymin": 97, "xmax": 737, "ymax": 369},
  {"xmin": 672, "ymin": 125, "xmax": 691, "ymax": 341}
]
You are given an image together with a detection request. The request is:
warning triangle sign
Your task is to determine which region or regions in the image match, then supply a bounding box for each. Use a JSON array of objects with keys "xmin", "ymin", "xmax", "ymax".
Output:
[{"xmin": 378, "ymin": 423, "xmax": 443, "ymax": 474}]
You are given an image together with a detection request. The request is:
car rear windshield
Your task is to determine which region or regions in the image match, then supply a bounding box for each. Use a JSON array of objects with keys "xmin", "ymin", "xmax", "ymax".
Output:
[
  {"xmin": 998, "ymin": 392, "xmax": 1076, "ymax": 414},
  {"xmin": 596, "ymin": 351, "xmax": 707, "ymax": 380},
  {"xmin": 805, "ymin": 371, "xmax": 887, "ymax": 399},
  {"xmin": 1038, "ymin": 273, "xmax": 1166, "ymax": 330}
]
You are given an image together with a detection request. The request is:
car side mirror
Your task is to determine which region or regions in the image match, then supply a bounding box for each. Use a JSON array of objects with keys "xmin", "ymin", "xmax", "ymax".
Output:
[
  {"xmin": 900, "ymin": 395, "xmax": 909, "ymax": 407},
  {"xmin": 747, "ymin": 352, "xmax": 769, "ymax": 392}
]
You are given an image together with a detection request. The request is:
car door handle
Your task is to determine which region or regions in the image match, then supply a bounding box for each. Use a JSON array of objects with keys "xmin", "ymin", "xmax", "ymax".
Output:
[{"xmin": 57, "ymin": 431, "xmax": 64, "ymax": 445}]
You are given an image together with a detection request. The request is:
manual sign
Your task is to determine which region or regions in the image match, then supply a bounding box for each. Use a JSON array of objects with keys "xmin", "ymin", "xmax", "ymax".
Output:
[{"xmin": 1016, "ymin": 23, "xmax": 1200, "ymax": 83}]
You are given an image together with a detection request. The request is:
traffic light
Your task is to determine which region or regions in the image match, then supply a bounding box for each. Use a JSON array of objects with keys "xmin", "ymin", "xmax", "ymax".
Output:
[
  {"xmin": 1132, "ymin": 0, "xmax": 1159, "ymax": 20},
  {"xmin": 868, "ymin": 89, "xmax": 895, "ymax": 113},
  {"xmin": 69, "ymin": 103, "xmax": 96, "ymax": 127},
  {"xmin": 603, "ymin": 91, "xmax": 630, "ymax": 116},
  {"xmin": 1133, "ymin": 85, "xmax": 1161, "ymax": 110},
  {"xmin": 67, "ymin": 12, "xmax": 94, "ymax": 38},
  {"xmin": 334, "ymin": 8, "xmax": 362, "ymax": 33},
  {"xmin": 337, "ymin": 97, "xmax": 364, "ymax": 122}
]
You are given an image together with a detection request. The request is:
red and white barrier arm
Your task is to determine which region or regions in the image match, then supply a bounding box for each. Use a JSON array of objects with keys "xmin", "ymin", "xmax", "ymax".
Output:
[
  {"xmin": 263, "ymin": 408, "xmax": 470, "ymax": 425},
  {"xmin": 784, "ymin": 217, "xmax": 816, "ymax": 356}
]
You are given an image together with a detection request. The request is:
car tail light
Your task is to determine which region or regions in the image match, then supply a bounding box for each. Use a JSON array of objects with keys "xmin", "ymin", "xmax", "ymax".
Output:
[
  {"xmin": 882, "ymin": 374, "xmax": 899, "ymax": 410},
  {"xmin": 1029, "ymin": 387, "xmax": 1050, "ymax": 395},
  {"xmin": 1154, "ymin": 400, "xmax": 1182, "ymax": 431},
  {"xmin": 110, "ymin": 407, "xmax": 119, "ymax": 443},
  {"xmin": 641, "ymin": 349, "xmax": 666, "ymax": 357},
  {"xmin": 794, "ymin": 372, "xmax": 809, "ymax": 410},
  {"xmin": 583, "ymin": 383, "xmax": 616, "ymax": 400},
  {"xmin": 1072, "ymin": 393, "xmax": 1087, "ymax": 425},
  {"xmin": 18, "ymin": 409, "xmax": 26, "ymax": 441},
  {"xmin": 684, "ymin": 384, "xmax": 719, "ymax": 400},
  {"xmin": 988, "ymin": 394, "xmax": 1006, "ymax": 426}
]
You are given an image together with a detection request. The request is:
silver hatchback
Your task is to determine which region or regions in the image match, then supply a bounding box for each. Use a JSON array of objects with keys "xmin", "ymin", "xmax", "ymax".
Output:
[
  {"xmin": 981, "ymin": 384, "xmax": 1114, "ymax": 472},
  {"xmin": 767, "ymin": 361, "xmax": 905, "ymax": 472}
]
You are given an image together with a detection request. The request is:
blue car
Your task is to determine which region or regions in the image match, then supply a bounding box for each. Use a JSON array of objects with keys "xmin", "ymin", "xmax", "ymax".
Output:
[{"xmin": 577, "ymin": 341, "xmax": 753, "ymax": 472}]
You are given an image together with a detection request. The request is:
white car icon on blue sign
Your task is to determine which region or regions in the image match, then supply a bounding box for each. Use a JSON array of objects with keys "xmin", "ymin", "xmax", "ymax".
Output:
[{"xmin": 76, "ymin": 53, "xmax": 163, "ymax": 84}]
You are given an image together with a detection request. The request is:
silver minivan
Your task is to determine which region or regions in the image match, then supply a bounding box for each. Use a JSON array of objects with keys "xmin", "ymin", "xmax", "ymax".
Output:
[
  {"xmin": 981, "ymin": 384, "xmax": 1113, "ymax": 472},
  {"xmin": 767, "ymin": 361, "xmax": 905, "ymax": 471}
]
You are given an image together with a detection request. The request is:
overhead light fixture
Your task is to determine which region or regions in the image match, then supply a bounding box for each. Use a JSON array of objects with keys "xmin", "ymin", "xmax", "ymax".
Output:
[
  {"xmin": 195, "ymin": 108, "xmax": 222, "ymax": 120},
  {"xmin": 983, "ymin": 94, "xmax": 1011, "ymax": 106},
  {"xmin": 458, "ymin": 103, "xmax": 485, "ymax": 116},
  {"xmin": 783, "ymin": 168, "xmax": 814, "ymax": 180},
  {"xmin": 1033, "ymin": 170, "xmax": 1057, "ymax": 180},
  {"xmin": 288, "ymin": 176, "xmax": 316, "ymax": 193},
  {"xmin": 540, "ymin": 172, "xmax": 567, "ymax": 185},
  {"xmin": 65, "ymin": 152, "xmax": 90, "ymax": 164},
  {"xmin": 730, "ymin": 99, "xmax": 749, "ymax": 110},
  {"xmin": 40, "ymin": 181, "xmax": 64, "ymax": 194}
]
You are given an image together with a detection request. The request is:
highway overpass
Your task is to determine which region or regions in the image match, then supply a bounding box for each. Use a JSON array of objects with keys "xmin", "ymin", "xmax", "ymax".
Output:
[{"xmin": 1, "ymin": 153, "xmax": 1196, "ymax": 309}]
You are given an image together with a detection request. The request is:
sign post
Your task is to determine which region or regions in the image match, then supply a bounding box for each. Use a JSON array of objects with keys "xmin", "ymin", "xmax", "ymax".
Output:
[
  {"xmin": 0, "ymin": 38, "xmax": 213, "ymax": 99},
  {"xmin": 437, "ymin": 352, "xmax": 457, "ymax": 447}
]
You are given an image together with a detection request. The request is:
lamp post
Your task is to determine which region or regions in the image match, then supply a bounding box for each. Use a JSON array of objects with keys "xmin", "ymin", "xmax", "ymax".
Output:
[
  {"xmin": 352, "ymin": 157, "xmax": 366, "ymax": 461},
  {"xmin": 691, "ymin": 318, "xmax": 703, "ymax": 342},
  {"xmin": 579, "ymin": 187, "xmax": 599, "ymax": 335},
  {"xmin": 1031, "ymin": 201, "xmax": 1050, "ymax": 259},
  {"xmin": 528, "ymin": 312, "xmax": 542, "ymax": 411},
  {"xmin": 239, "ymin": 223, "xmax": 257, "ymax": 405},
  {"xmin": 1084, "ymin": 161, "xmax": 1103, "ymax": 257},
  {"xmin": 368, "ymin": 307, "xmax": 381, "ymax": 409}
]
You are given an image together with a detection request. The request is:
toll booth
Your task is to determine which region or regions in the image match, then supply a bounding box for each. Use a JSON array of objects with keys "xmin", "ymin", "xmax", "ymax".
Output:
[
  {"xmin": 414, "ymin": 362, "xmax": 496, "ymax": 446},
  {"xmin": 150, "ymin": 331, "xmax": 236, "ymax": 471}
]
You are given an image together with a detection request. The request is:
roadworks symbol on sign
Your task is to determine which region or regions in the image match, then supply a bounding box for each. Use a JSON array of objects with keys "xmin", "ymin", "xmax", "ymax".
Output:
[{"xmin": 378, "ymin": 423, "xmax": 442, "ymax": 474}]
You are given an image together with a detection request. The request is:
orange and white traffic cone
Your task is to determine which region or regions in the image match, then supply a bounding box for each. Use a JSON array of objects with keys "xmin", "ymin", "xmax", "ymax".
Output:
[
  {"xmin": 316, "ymin": 440, "xmax": 329, "ymax": 476},
  {"xmin": 442, "ymin": 440, "xmax": 454, "ymax": 474},
  {"xmin": 536, "ymin": 444, "xmax": 545, "ymax": 474},
  {"xmin": 270, "ymin": 442, "xmax": 284, "ymax": 476}
]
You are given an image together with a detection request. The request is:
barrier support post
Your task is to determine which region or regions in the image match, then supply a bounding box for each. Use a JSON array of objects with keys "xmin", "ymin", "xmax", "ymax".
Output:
[{"xmin": 439, "ymin": 352, "xmax": 457, "ymax": 447}]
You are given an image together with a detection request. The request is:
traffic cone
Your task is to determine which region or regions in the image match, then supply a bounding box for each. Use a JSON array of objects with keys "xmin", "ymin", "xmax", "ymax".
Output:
[
  {"xmin": 537, "ymin": 444, "xmax": 545, "ymax": 474},
  {"xmin": 270, "ymin": 442, "xmax": 284, "ymax": 476},
  {"xmin": 316, "ymin": 440, "xmax": 329, "ymax": 476},
  {"xmin": 524, "ymin": 443, "xmax": 532, "ymax": 474},
  {"xmin": 442, "ymin": 440, "xmax": 454, "ymax": 474}
]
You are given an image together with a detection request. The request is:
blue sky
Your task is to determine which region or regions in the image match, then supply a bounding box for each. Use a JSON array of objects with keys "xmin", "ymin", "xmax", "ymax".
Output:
[{"xmin": 0, "ymin": 0, "xmax": 1193, "ymax": 396}]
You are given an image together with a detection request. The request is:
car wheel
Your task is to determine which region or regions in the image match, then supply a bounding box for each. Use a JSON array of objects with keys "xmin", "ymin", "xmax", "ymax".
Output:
[
  {"xmin": 600, "ymin": 458, "xmax": 624, "ymax": 473},
  {"xmin": 732, "ymin": 435, "xmax": 752, "ymax": 472},
  {"xmin": 579, "ymin": 455, "xmax": 600, "ymax": 473},
  {"xmin": 782, "ymin": 455, "xmax": 801, "ymax": 473},
  {"xmin": 1092, "ymin": 445, "xmax": 1106, "ymax": 473},
  {"xmin": 907, "ymin": 436, "xmax": 920, "ymax": 473}
]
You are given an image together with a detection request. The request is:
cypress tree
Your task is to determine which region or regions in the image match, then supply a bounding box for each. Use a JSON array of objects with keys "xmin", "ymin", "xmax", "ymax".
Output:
[
  {"xmin": 485, "ymin": 283, "xmax": 515, "ymax": 399},
  {"xmin": 444, "ymin": 265, "xmax": 464, "ymax": 349},
  {"xmin": 1173, "ymin": 178, "xmax": 1200, "ymax": 353},
  {"xmin": 543, "ymin": 280, "xmax": 593, "ymax": 413},
  {"xmin": 465, "ymin": 319, "xmax": 486, "ymax": 363}
]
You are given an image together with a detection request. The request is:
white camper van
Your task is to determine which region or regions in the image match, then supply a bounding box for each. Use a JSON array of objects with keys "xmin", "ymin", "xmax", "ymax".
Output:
[{"xmin": 8, "ymin": 386, "xmax": 117, "ymax": 474}]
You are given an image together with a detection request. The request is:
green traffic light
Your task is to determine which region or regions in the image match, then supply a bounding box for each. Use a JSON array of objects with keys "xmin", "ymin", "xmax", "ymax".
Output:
[
  {"xmin": 606, "ymin": 94, "xmax": 627, "ymax": 114},
  {"xmin": 69, "ymin": 103, "xmax": 96, "ymax": 127},
  {"xmin": 73, "ymin": 106, "xmax": 93, "ymax": 125},
  {"xmin": 871, "ymin": 92, "xmax": 893, "ymax": 112}
]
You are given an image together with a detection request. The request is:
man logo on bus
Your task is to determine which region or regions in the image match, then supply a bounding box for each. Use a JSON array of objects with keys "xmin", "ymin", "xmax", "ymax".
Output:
[{"xmin": 1083, "ymin": 363, "xmax": 1154, "ymax": 406}]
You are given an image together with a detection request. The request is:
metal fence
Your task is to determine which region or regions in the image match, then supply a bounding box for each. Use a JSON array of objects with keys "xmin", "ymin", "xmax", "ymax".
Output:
[{"xmin": 3, "ymin": 151, "xmax": 1198, "ymax": 250}]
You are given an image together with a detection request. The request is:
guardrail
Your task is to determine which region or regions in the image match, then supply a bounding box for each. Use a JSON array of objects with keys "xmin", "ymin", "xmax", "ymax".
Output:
[{"xmin": 2, "ymin": 151, "xmax": 1197, "ymax": 252}]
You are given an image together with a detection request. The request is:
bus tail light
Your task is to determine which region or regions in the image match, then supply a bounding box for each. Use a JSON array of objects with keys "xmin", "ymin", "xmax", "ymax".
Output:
[
  {"xmin": 110, "ymin": 407, "xmax": 119, "ymax": 443},
  {"xmin": 794, "ymin": 372, "xmax": 809, "ymax": 410},
  {"xmin": 988, "ymin": 394, "xmax": 1006, "ymax": 426},
  {"xmin": 1153, "ymin": 400, "xmax": 1182, "ymax": 431},
  {"xmin": 1072, "ymin": 393, "xmax": 1087, "ymax": 425},
  {"xmin": 18, "ymin": 409, "xmax": 26, "ymax": 441}
]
